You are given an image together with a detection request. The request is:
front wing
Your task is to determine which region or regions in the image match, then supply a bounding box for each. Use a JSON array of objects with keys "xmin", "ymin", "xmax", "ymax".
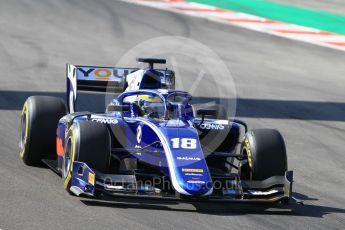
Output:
[{"xmin": 70, "ymin": 161, "xmax": 302, "ymax": 204}]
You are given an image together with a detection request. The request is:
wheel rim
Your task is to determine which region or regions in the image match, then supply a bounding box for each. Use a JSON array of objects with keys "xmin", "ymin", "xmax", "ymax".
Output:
[
  {"xmin": 240, "ymin": 147, "xmax": 251, "ymax": 180},
  {"xmin": 63, "ymin": 138, "xmax": 72, "ymax": 179},
  {"xmin": 19, "ymin": 113, "xmax": 27, "ymax": 151}
]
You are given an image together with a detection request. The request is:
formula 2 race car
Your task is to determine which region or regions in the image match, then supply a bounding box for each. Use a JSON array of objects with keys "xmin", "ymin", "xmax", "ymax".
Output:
[{"xmin": 19, "ymin": 58, "xmax": 301, "ymax": 204}]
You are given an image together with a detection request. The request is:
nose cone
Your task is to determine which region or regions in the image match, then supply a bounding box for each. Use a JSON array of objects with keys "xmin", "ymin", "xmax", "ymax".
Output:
[
  {"xmin": 157, "ymin": 122, "xmax": 214, "ymax": 197},
  {"xmin": 172, "ymin": 150, "xmax": 214, "ymax": 196}
]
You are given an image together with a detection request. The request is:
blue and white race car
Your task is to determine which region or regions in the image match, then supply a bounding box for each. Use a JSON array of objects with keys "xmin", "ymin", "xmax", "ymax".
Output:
[{"xmin": 19, "ymin": 58, "xmax": 300, "ymax": 204}]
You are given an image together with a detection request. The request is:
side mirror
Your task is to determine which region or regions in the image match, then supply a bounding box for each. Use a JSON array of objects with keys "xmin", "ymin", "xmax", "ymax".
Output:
[
  {"xmin": 196, "ymin": 109, "xmax": 216, "ymax": 117},
  {"xmin": 107, "ymin": 105, "xmax": 130, "ymax": 112},
  {"xmin": 196, "ymin": 109, "xmax": 217, "ymax": 127},
  {"xmin": 108, "ymin": 105, "xmax": 130, "ymax": 122}
]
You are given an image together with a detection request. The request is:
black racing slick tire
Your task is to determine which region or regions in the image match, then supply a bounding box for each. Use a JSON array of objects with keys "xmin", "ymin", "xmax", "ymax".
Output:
[
  {"xmin": 63, "ymin": 121, "xmax": 111, "ymax": 192},
  {"xmin": 19, "ymin": 96, "xmax": 67, "ymax": 166},
  {"xmin": 240, "ymin": 129, "xmax": 287, "ymax": 180}
]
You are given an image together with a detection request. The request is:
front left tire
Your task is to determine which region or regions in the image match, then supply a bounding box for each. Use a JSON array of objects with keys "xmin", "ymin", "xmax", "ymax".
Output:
[{"xmin": 20, "ymin": 96, "xmax": 67, "ymax": 166}]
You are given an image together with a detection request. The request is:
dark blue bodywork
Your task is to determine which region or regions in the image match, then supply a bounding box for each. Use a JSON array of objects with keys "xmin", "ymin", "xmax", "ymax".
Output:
[
  {"xmin": 57, "ymin": 87, "xmax": 240, "ymax": 196},
  {"xmin": 48, "ymin": 60, "xmax": 298, "ymax": 204},
  {"xmin": 59, "ymin": 62, "xmax": 241, "ymax": 197}
]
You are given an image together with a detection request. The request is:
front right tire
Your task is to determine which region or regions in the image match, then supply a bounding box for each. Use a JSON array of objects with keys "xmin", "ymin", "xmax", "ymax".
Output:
[{"xmin": 240, "ymin": 129, "xmax": 287, "ymax": 180}]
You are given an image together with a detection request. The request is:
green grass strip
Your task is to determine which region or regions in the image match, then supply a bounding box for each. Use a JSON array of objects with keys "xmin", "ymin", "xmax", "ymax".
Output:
[{"xmin": 187, "ymin": 0, "xmax": 345, "ymax": 35}]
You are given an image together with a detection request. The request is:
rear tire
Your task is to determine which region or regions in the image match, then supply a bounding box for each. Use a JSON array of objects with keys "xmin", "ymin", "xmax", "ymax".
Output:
[
  {"xmin": 63, "ymin": 121, "xmax": 111, "ymax": 192},
  {"xmin": 19, "ymin": 96, "xmax": 67, "ymax": 166},
  {"xmin": 240, "ymin": 129, "xmax": 287, "ymax": 180}
]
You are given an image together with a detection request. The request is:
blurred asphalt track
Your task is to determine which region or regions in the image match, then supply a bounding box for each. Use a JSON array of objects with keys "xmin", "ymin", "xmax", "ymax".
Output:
[{"xmin": 0, "ymin": 0, "xmax": 345, "ymax": 229}]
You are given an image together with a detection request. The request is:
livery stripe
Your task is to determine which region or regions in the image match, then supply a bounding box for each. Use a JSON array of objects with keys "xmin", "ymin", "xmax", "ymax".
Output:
[
  {"xmin": 135, "ymin": 117, "xmax": 214, "ymax": 196},
  {"xmin": 135, "ymin": 118, "xmax": 191, "ymax": 195}
]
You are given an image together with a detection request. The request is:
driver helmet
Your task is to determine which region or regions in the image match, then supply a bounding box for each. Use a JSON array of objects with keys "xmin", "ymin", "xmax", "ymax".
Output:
[{"xmin": 137, "ymin": 94, "xmax": 164, "ymax": 118}]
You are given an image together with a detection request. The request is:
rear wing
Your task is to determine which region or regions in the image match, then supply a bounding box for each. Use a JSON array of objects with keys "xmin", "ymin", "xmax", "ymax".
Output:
[{"xmin": 66, "ymin": 64, "xmax": 175, "ymax": 113}]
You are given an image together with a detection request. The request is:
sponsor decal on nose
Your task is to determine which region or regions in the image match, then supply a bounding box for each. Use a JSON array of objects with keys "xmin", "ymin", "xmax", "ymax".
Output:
[
  {"xmin": 182, "ymin": 168, "xmax": 204, "ymax": 173},
  {"xmin": 177, "ymin": 156, "xmax": 201, "ymax": 161},
  {"xmin": 137, "ymin": 125, "xmax": 142, "ymax": 143}
]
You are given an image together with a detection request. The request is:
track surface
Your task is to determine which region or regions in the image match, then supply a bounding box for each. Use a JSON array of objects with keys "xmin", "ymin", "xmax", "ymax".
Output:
[
  {"xmin": 271, "ymin": 0, "xmax": 345, "ymax": 15},
  {"xmin": 1, "ymin": 0, "xmax": 345, "ymax": 229}
]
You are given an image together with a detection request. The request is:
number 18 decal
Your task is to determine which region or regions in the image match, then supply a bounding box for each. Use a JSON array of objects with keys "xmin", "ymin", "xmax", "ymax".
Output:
[{"xmin": 170, "ymin": 138, "xmax": 197, "ymax": 149}]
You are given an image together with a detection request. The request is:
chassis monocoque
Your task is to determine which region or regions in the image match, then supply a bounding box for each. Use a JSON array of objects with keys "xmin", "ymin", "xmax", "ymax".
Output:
[{"xmin": 19, "ymin": 58, "xmax": 300, "ymax": 204}]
